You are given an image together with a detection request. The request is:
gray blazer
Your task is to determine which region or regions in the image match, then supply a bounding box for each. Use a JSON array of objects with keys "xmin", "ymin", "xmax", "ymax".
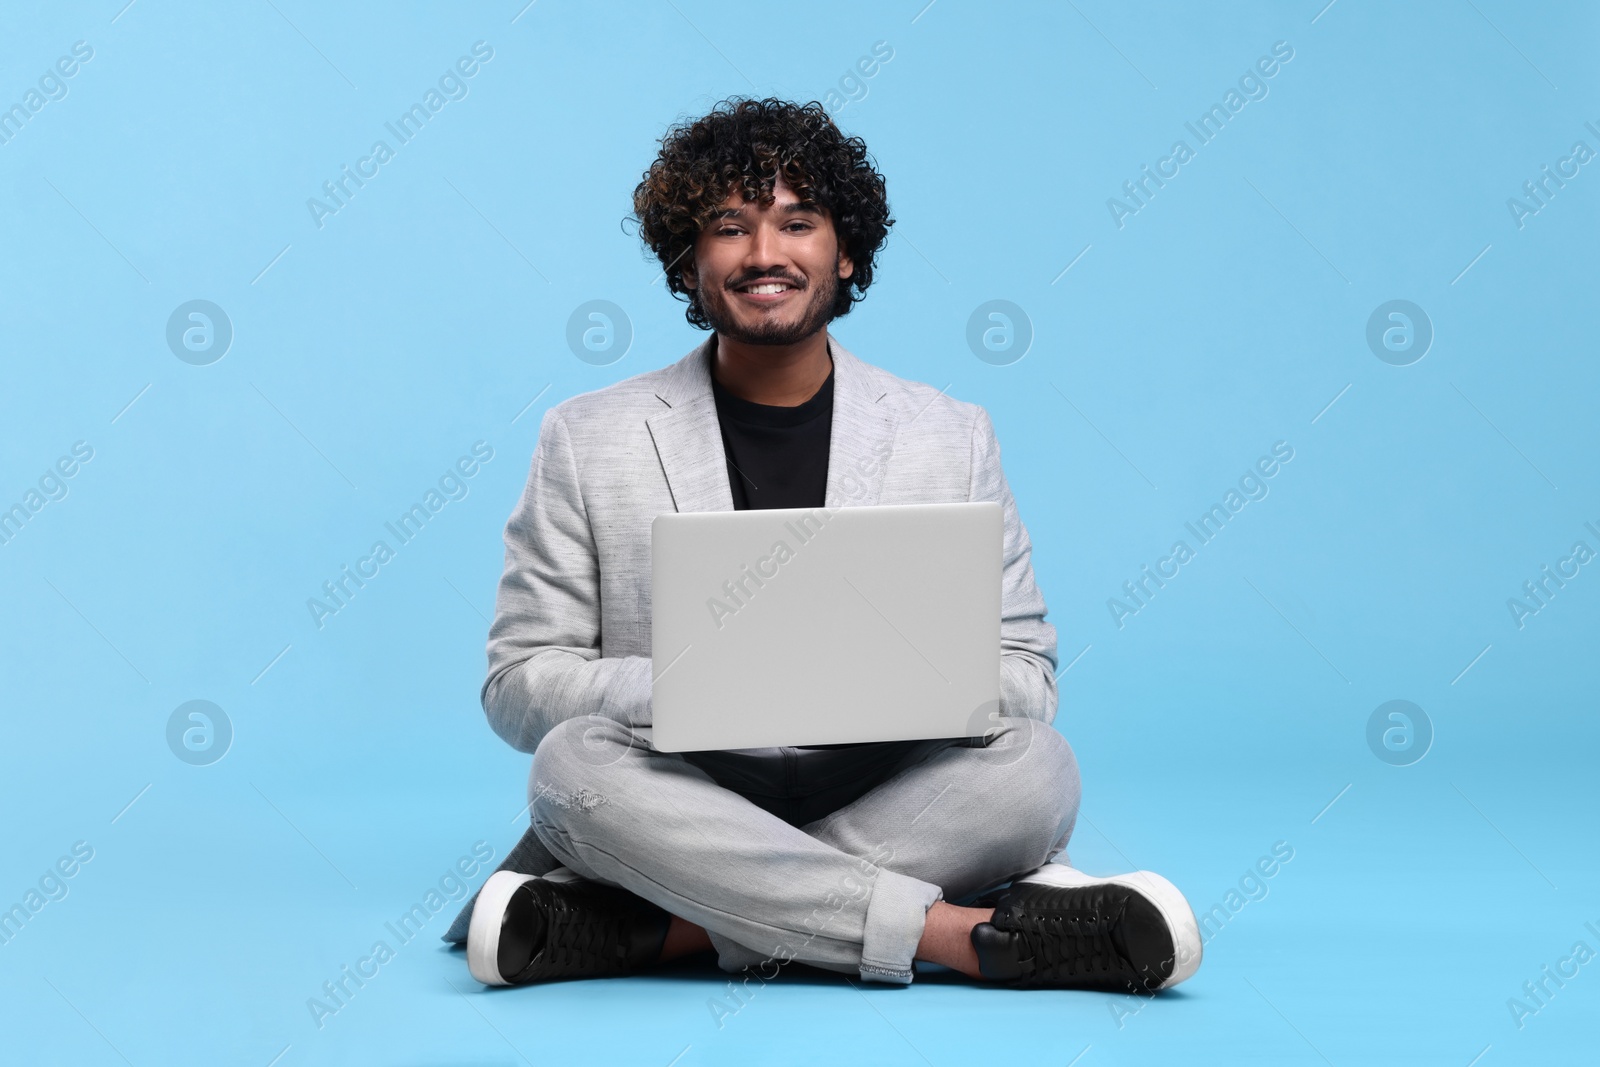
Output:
[{"xmin": 482, "ymin": 332, "xmax": 1059, "ymax": 754}]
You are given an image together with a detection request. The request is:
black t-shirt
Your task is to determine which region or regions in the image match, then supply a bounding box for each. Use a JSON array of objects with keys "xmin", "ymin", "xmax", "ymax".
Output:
[{"xmin": 710, "ymin": 361, "xmax": 834, "ymax": 511}]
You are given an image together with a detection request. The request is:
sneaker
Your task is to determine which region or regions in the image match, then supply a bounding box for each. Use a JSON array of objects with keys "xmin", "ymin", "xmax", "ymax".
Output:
[
  {"xmin": 969, "ymin": 863, "xmax": 1202, "ymax": 992},
  {"xmin": 466, "ymin": 868, "xmax": 672, "ymax": 986}
]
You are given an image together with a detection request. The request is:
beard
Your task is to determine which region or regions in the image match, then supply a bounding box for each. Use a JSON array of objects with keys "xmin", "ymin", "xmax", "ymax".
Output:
[{"xmin": 696, "ymin": 271, "xmax": 838, "ymax": 345}]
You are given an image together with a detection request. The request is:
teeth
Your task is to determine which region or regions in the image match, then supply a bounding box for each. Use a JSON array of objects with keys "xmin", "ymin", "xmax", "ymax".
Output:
[{"xmin": 744, "ymin": 283, "xmax": 791, "ymax": 295}]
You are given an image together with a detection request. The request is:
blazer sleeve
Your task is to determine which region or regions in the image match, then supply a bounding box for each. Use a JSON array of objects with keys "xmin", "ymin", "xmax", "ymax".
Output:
[
  {"xmin": 480, "ymin": 407, "xmax": 653, "ymax": 753},
  {"xmin": 968, "ymin": 406, "xmax": 1059, "ymax": 724}
]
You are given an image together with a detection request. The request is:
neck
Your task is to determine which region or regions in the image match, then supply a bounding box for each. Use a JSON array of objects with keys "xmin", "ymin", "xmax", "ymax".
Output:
[{"xmin": 711, "ymin": 329, "xmax": 833, "ymax": 406}]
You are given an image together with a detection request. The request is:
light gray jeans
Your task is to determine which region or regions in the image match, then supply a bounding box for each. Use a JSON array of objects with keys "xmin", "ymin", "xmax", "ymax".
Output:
[{"xmin": 527, "ymin": 713, "xmax": 1081, "ymax": 984}]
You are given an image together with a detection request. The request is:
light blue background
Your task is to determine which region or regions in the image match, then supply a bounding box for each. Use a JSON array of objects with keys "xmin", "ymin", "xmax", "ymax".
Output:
[{"xmin": 2, "ymin": 1, "xmax": 1596, "ymax": 1064}]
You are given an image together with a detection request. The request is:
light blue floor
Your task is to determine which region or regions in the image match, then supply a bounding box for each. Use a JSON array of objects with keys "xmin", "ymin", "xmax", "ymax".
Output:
[
  {"xmin": 6, "ymin": 662, "xmax": 1595, "ymax": 1065},
  {"xmin": 4, "ymin": 1, "xmax": 1597, "ymax": 1063}
]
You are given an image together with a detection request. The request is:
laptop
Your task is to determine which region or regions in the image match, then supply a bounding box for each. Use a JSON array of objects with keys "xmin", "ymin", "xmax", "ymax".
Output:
[{"xmin": 649, "ymin": 501, "xmax": 1001, "ymax": 752}]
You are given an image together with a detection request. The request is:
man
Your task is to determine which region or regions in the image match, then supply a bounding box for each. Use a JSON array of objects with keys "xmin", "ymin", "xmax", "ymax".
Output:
[{"xmin": 447, "ymin": 98, "xmax": 1201, "ymax": 992}]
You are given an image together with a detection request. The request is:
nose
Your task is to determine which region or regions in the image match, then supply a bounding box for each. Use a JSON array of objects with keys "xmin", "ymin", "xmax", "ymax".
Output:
[{"xmin": 745, "ymin": 220, "xmax": 785, "ymax": 273}]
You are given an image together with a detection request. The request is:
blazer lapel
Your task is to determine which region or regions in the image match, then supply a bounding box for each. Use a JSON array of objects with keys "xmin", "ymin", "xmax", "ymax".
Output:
[
  {"xmin": 645, "ymin": 331, "xmax": 899, "ymax": 514},
  {"xmin": 824, "ymin": 333, "xmax": 898, "ymax": 509},
  {"xmin": 646, "ymin": 337, "xmax": 735, "ymax": 514}
]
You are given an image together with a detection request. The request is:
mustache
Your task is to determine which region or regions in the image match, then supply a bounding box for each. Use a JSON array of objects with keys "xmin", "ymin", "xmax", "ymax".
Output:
[{"xmin": 727, "ymin": 272, "xmax": 804, "ymax": 290}]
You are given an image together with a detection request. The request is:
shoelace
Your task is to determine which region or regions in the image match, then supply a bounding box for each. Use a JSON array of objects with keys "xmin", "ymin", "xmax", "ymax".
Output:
[
  {"xmin": 1012, "ymin": 905, "xmax": 1127, "ymax": 980},
  {"xmin": 544, "ymin": 894, "xmax": 629, "ymax": 971}
]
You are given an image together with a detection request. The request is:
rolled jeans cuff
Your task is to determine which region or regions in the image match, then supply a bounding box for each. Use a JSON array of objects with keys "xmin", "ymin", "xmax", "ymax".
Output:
[{"xmin": 859, "ymin": 869, "xmax": 943, "ymax": 985}]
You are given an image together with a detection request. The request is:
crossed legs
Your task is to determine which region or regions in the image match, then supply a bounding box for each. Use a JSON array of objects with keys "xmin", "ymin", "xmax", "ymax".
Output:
[{"xmin": 527, "ymin": 713, "xmax": 1080, "ymax": 984}]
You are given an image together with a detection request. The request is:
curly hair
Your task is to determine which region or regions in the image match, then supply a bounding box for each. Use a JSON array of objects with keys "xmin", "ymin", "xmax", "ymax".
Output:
[{"xmin": 630, "ymin": 97, "xmax": 893, "ymax": 330}]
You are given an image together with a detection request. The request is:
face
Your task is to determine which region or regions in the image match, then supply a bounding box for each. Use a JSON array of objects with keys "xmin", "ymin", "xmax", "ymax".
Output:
[{"xmin": 682, "ymin": 175, "xmax": 854, "ymax": 345}]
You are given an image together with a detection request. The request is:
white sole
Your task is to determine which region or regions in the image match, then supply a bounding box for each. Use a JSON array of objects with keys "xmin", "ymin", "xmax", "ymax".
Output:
[
  {"xmin": 1013, "ymin": 863, "xmax": 1203, "ymax": 988},
  {"xmin": 465, "ymin": 867, "xmax": 583, "ymax": 986},
  {"xmin": 467, "ymin": 871, "xmax": 538, "ymax": 986}
]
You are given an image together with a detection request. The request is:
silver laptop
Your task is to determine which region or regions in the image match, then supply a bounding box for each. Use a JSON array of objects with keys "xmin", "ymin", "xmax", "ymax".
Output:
[{"xmin": 649, "ymin": 501, "xmax": 1001, "ymax": 752}]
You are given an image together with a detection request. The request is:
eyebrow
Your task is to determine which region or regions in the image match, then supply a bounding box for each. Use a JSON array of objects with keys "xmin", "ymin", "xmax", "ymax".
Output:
[{"xmin": 711, "ymin": 202, "xmax": 824, "ymax": 221}]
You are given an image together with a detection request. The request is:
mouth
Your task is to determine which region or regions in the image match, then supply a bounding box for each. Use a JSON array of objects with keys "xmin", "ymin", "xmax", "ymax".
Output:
[{"xmin": 733, "ymin": 280, "xmax": 800, "ymax": 304}]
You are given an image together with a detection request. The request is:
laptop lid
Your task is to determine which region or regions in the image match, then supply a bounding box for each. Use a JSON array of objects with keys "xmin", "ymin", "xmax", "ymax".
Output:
[{"xmin": 650, "ymin": 501, "xmax": 1001, "ymax": 752}]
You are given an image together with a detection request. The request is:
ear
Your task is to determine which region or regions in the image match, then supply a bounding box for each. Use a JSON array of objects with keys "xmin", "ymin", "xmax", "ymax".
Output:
[
  {"xmin": 680, "ymin": 257, "xmax": 698, "ymax": 290},
  {"xmin": 837, "ymin": 245, "xmax": 854, "ymax": 282}
]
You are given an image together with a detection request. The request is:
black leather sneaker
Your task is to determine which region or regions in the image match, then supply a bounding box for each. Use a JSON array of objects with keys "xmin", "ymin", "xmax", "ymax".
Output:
[
  {"xmin": 970, "ymin": 864, "xmax": 1202, "ymax": 992},
  {"xmin": 467, "ymin": 868, "xmax": 671, "ymax": 986}
]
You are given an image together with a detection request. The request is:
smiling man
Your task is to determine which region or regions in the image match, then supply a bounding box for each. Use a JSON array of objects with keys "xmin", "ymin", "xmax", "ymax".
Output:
[{"xmin": 448, "ymin": 97, "xmax": 1202, "ymax": 993}]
